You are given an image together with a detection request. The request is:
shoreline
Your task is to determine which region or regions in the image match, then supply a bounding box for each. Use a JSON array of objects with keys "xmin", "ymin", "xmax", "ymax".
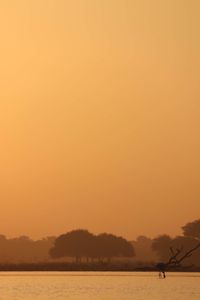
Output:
[{"xmin": 0, "ymin": 263, "xmax": 199, "ymax": 272}]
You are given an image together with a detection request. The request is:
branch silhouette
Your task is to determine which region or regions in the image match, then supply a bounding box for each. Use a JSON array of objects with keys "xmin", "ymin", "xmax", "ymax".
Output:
[{"xmin": 156, "ymin": 242, "xmax": 200, "ymax": 278}]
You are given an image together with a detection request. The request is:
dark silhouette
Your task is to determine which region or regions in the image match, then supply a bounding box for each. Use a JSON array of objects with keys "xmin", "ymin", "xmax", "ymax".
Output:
[
  {"xmin": 49, "ymin": 230, "xmax": 95, "ymax": 262},
  {"xmin": 0, "ymin": 218, "xmax": 199, "ymax": 273},
  {"xmin": 49, "ymin": 230, "xmax": 135, "ymax": 262},
  {"xmin": 0, "ymin": 235, "xmax": 55, "ymax": 263},
  {"xmin": 95, "ymin": 233, "xmax": 135, "ymax": 262},
  {"xmin": 152, "ymin": 221, "xmax": 200, "ymax": 272},
  {"xmin": 153, "ymin": 220, "xmax": 200, "ymax": 278},
  {"xmin": 156, "ymin": 242, "xmax": 200, "ymax": 278},
  {"xmin": 182, "ymin": 219, "xmax": 200, "ymax": 239}
]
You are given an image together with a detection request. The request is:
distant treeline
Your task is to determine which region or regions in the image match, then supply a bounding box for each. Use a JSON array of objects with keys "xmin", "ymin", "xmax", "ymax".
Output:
[
  {"xmin": 0, "ymin": 235, "xmax": 55, "ymax": 263},
  {"xmin": 0, "ymin": 219, "xmax": 199, "ymax": 266}
]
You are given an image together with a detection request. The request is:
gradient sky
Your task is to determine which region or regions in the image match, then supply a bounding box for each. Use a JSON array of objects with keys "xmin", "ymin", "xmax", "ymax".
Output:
[{"xmin": 0, "ymin": 0, "xmax": 199, "ymax": 240}]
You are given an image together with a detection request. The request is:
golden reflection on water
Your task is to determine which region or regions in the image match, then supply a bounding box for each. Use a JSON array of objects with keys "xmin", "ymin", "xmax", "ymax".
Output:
[{"xmin": 0, "ymin": 272, "xmax": 199, "ymax": 300}]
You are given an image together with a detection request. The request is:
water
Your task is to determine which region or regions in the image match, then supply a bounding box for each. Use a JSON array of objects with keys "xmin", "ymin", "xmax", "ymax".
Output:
[{"xmin": 0, "ymin": 272, "xmax": 199, "ymax": 300}]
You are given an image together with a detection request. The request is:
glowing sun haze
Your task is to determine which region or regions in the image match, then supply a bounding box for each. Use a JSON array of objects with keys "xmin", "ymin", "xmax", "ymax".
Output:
[{"xmin": 0, "ymin": 0, "xmax": 199, "ymax": 239}]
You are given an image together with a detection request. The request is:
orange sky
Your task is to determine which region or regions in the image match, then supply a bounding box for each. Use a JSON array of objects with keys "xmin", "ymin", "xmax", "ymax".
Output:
[{"xmin": 0, "ymin": 0, "xmax": 199, "ymax": 240}]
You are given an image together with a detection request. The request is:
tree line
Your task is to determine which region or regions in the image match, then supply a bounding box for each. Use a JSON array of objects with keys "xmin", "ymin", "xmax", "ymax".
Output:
[
  {"xmin": 0, "ymin": 219, "xmax": 199, "ymax": 265},
  {"xmin": 0, "ymin": 235, "xmax": 55, "ymax": 263}
]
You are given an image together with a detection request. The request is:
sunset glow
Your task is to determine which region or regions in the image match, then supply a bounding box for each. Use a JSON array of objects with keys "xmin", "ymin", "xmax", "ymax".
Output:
[{"xmin": 0, "ymin": 0, "xmax": 200, "ymax": 240}]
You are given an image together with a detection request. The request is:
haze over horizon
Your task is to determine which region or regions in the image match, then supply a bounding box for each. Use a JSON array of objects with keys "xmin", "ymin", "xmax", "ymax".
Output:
[{"xmin": 0, "ymin": 1, "xmax": 200, "ymax": 240}]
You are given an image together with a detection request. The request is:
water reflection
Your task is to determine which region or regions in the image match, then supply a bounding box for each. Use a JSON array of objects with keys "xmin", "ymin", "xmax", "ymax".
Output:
[{"xmin": 0, "ymin": 272, "xmax": 199, "ymax": 300}]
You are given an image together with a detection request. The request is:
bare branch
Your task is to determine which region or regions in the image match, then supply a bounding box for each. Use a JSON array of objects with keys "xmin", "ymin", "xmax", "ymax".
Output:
[
  {"xmin": 166, "ymin": 242, "xmax": 200, "ymax": 267},
  {"xmin": 177, "ymin": 242, "xmax": 200, "ymax": 264},
  {"xmin": 167, "ymin": 246, "xmax": 182, "ymax": 265}
]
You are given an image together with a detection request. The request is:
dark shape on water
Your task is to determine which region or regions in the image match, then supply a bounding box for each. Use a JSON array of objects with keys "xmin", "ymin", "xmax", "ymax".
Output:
[
  {"xmin": 156, "ymin": 262, "xmax": 166, "ymax": 279},
  {"xmin": 156, "ymin": 262, "xmax": 166, "ymax": 271},
  {"xmin": 156, "ymin": 242, "xmax": 200, "ymax": 278},
  {"xmin": 158, "ymin": 271, "xmax": 166, "ymax": 279}
]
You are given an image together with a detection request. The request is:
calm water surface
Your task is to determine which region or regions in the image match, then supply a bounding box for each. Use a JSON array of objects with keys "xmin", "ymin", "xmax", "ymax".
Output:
[{"xmin": 0, "ymin": 272, "xmax": 199, "ymax": 300}]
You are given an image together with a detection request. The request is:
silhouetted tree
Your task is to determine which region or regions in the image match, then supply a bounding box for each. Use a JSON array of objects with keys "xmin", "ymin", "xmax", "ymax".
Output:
[
  {"xmin": 49, "ymin": 230, "xmax": 135, "ymax": 262},
  {"xmin": 115, "ymin": 235, "xmax": 135, "ymax": 258},
  {"xmin": 152, "ymin": 234, "xmax": 200, "ymax": 267},
  {"xmin": 95, "ymin": 233, "xmax": 135, "ymax": 261},
  {"xmin": 49, "ymin": 230, "xmax": 95, "ymax": 262},
  {"xmin": 156, "ymin": 239, "xmax": 200, "ymax": 278},
  {"xmin": 182, "ymin": 219, "xmax": 200, "ymax": 240},
  {"xmin": 152, "ymin": 220, "xmax": 200, "ymax": 278}
]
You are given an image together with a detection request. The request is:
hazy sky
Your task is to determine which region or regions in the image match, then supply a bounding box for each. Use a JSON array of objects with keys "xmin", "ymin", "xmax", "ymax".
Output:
[{"xmin": 0, "ymin": 0, "xmax": 199, "ymax": 240}]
